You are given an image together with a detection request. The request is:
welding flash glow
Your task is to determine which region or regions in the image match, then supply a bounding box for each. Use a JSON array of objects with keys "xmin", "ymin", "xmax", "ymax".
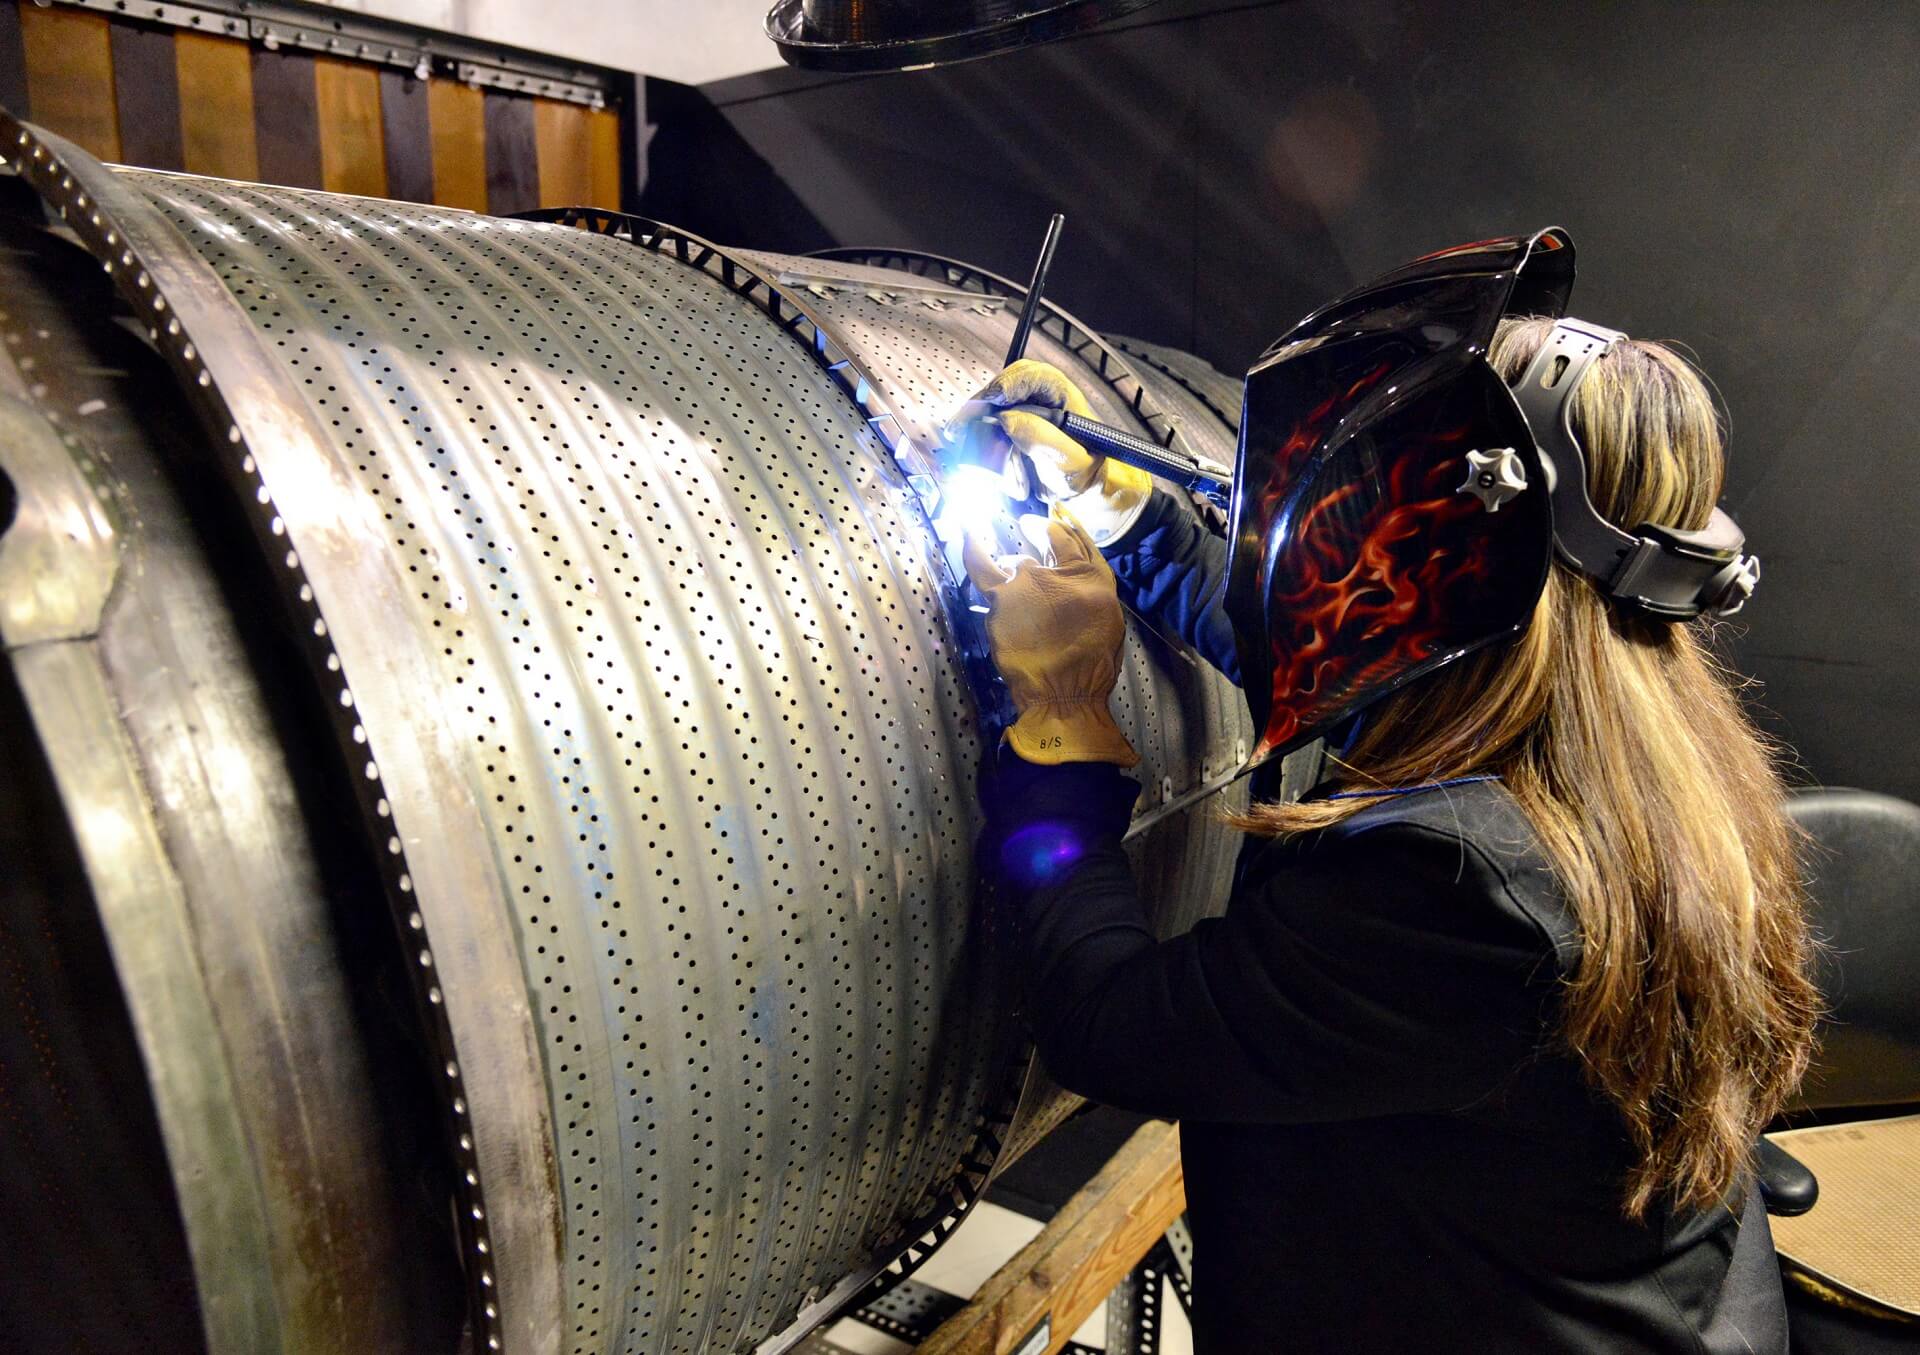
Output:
[{"xmin": 935, "ymin": 464, "xmax": 1009, "ymax": 541}]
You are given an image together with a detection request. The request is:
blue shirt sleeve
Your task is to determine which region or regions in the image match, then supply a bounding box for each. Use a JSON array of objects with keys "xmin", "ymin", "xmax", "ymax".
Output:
[{"xmin": 1104, "ymin": 490, "xmax": 1242, "ymax": 686}]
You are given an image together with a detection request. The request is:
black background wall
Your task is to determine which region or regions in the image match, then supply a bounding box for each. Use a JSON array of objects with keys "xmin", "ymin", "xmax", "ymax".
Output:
[{"xmin": 643, "ymin": 0, "xmax": 1920, "ymax": 803}]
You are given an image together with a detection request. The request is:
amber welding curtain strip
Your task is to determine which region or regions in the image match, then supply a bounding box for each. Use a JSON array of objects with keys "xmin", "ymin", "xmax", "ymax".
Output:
[
  {"xmin": 175, "ymin": 32, "xmax": 257, "ymax": 180},
  {"xmin": 377, "ymin": 69, "xmax": 432, "ymax": 203},
  {"xmin": 586, "ymin": 106, "xmax": 622, "ymax": 210},
  {"xmin": 426, "ymin": 77, "xmax": 486, "ymax": 211},
  {"xmin": 533, "ymin": 98, "xmax": 593, "ymax": 210},
  {"xmin": 533, "ymin": 100, "xmax": 623, "ymax": 210},
  {"xmin": 110, "ymin": 24, "xmax": 184, "ymax": 172},
  {"xmin": 314, "ymin": 58, "xmax": 385, "ymax": 198},
  {"xmin": 18, "ymin": 4, "xmax": 118, "ymax": 162},
  {"xmin": 482, "ymin": 88, "xmax": 538, "ymax": 216},
  {"xmin": 0, "ymin": 4, "xmax": 29, "ymax": 121},
  {"xmin": 251, "ymin": 47, "xmax": 321, "ymax": 189}
]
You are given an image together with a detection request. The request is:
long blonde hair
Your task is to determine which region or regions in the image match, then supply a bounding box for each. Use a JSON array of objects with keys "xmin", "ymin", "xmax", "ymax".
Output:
[{"xmin": 1238, "ymin": 317, "xmax": 1821, "ymax": 1219}]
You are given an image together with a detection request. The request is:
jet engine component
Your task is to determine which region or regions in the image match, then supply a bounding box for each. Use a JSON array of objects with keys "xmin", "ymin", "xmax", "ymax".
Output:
[{"xmin": 0, "ymin": 113, "xmax": 1297, "ymax": 1355}]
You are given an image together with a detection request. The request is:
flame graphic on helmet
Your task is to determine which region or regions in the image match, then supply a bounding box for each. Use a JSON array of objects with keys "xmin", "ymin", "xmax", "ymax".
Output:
[{"xmin": 1244, "ymin": 346, "xmax": 1523, "ymax": 759}]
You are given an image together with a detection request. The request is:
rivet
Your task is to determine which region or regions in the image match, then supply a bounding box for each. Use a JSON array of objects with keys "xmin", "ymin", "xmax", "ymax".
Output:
[
  {"xmin": 386, "ymin": 835, "xmax": 401, "ymax": 855},
  {"xmin": 340, "ymin": 688, "xmax": 355, "ymax": 708},
  {"xmin": 241, "ymin": 455, "xmax": 255, "ymax": 474},
  {"xmin": 445, "ymin": 1060, "xmax": 459, "ymax": 1079},
  {"xmin": 408, "ymin": 911, "xmax": 424, "ymax": 930},
  {"xmin": 364, "ymin": 760, "xmax": 379, "ymax": 780},
  {"xmin": 429, "ymin": 986, "xmax": 443, "ymax": 1004},
  {"xmin": 454, "ymin": 1096, "xmax": 468, "ymax": 1114}
]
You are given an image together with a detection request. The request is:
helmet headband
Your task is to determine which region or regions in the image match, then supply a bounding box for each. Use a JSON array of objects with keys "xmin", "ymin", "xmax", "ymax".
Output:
[{"xmin": 1510, "ymin": 319, "xmax": 1760, "ymax": 620}]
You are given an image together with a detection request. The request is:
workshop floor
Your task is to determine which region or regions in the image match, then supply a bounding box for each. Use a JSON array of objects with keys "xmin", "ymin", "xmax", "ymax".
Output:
[{"xmin": 799, "ymin": 1200, "xmax": 1196, "ymax": 1354}]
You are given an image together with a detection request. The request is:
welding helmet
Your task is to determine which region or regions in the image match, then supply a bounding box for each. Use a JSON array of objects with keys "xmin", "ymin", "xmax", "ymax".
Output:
[{"xmin": 1225, "ymin": 228, "xmax": 1759, "ymax": 764}]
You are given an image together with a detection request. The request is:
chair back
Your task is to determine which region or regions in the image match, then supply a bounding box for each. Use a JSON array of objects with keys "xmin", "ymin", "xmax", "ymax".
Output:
[{"xmin": 1787, "ymin": 788, "xmax": 1920, "ymax": 1110}]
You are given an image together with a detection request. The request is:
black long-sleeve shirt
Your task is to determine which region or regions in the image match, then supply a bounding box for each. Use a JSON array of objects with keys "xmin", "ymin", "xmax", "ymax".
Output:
[{"xmin": 980, "ymin": 491, "xmax": 1787, "ymax": 1353}]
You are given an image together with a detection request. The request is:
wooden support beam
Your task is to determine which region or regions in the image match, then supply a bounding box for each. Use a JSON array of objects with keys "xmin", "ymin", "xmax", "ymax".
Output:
[{"xmin": 918, "ymin": 1119, "xmax": 1186, "ymax": 1355}]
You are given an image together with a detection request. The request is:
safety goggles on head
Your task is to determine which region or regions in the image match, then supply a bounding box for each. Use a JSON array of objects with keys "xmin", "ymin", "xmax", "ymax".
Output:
[{"xmin": 1225, "ymin": 228, "xmax": 1759, "ymax": 766}]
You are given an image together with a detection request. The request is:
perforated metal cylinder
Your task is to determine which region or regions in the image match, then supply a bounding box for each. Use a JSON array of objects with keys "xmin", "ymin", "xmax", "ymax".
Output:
[{"xmin": 2, "ymin": 116, "xmax": 1263, "ymax": 1355}]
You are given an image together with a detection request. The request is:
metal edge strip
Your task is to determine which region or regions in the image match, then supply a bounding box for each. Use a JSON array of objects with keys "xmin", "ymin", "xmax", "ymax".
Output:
[
  {"xmin": 0, "ymin": 380, "xmax": 286, "ymax": 1353},
  {"xmin": 46, "ymin": 0, "xmax": 617, "ymax": 107},
  {"xmin": 9, "ymin": 641, "xmax": 287, "ymax": 1353},
  {"xmin": 1, "ymin": 116, "xmax": 563, "ymax": 1355}
]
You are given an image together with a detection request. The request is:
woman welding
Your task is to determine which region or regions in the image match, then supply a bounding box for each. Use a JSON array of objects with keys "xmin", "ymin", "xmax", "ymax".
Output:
[{"xmin": 961, "ymin": 230, "xmax": 1818, "ymax": 1353}]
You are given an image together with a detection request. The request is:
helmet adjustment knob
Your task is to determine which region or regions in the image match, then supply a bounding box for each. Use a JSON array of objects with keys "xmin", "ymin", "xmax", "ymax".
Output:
[{"xmin": 1459, "ymin": 446, "xmax": 1529, "ymax": 512}]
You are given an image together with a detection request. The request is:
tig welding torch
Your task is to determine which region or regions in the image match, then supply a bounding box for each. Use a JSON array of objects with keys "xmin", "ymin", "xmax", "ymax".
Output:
[
  {"xmin": 949, "ymin": 211, "xmax": 1235, "ymax": 513},
  {"xmin": 947, "ymin": 399, "xmax": 1234, "ymax": 508}
]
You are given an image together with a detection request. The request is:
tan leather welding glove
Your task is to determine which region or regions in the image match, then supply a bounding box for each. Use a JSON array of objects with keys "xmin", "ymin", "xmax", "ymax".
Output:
[
  {"xmin": 962, "ymin": 511, "xmax": 1138, "ymax": 768},
  {"xmin": 971, "ymin": 359, "xmax": 1152, "ymax": 548}
]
